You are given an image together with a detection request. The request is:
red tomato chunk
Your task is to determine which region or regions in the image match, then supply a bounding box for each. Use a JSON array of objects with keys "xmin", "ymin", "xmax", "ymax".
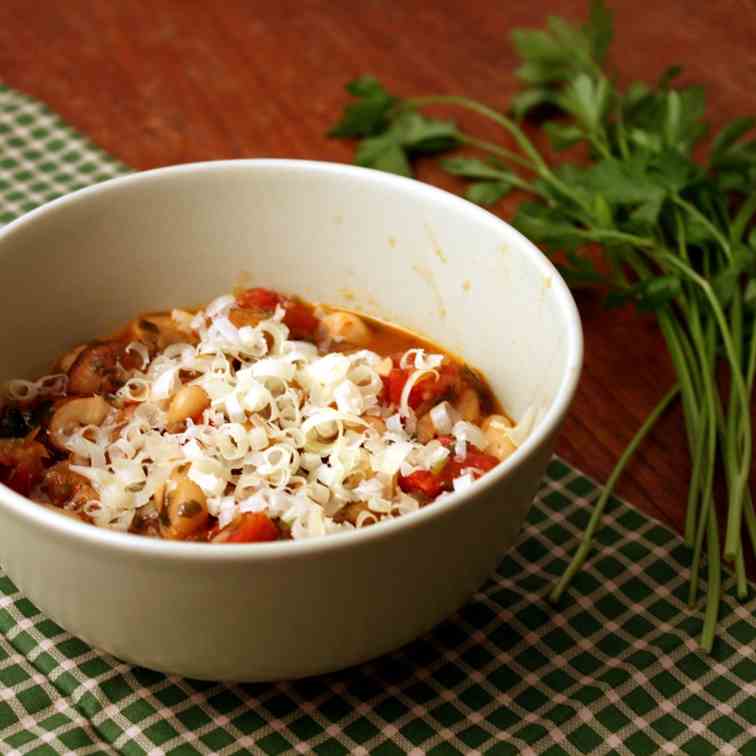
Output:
[
  {"xmin": 224, "ymin": 513, "xmax": 280, "ymax": 543},
  {"xmin": 382, "ymin": 363, "xmax": 460, "ymax": 409},
  {"xmin": 236, "ymin": 287, "xmax": 282, "ymax": 310},
  {"xmin": 398, "ymin": 445, "xmax": 499, "ymax": 499},
  {"xmin": 236, "ymin": 288, "xmax": 318, "ymax": 339}
]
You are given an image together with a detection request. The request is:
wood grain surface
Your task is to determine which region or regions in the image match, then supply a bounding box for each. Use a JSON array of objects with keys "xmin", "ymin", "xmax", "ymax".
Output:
[{"xmin": 1, "ymin": 1, "xmax": 755, "ymax": 537}]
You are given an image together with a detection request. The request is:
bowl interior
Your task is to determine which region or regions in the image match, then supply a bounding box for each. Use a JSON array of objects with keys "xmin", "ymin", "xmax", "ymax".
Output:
[{"xmin": 0, "ymin": 160, "xmax": 580, "ymax": 426}]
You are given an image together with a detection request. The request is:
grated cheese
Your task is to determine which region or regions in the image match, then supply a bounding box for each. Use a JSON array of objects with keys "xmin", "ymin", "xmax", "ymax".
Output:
[{"xmin": 19, "ymin": 295, "xmax": 532, "ymax": 540}]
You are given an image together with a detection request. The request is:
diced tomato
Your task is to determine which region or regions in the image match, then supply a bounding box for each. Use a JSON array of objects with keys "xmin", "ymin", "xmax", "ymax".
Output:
[
  {"xmin": 413, "ymin": 363, "xmax": 460, "ymax": 406},
  {"xmin": 398, "ymin": 445, "xmax": 500, "ymax": 501},
  {"xmin": 236, "ymin": 289, "xmax": 318, "ymax": 339},
  {"xmin": 382, "ymin": 368, "xmax": 409, "ymax": 407},
  {"xmin": 398, "ymin": 469, "xmax": 447, "ymax": 498},
  {"xmin": 224, "ymin": 512, "xmax": 280, "ymax": 543},
  {"xmin": 236, "ymin": 287, "xmax": 283, "ymax": 311},
  {"xmin": 442, "ymin": 446, "xmax": 499, "ymax": 483},
  {"xmin": 381, "ymin": 363, "xmax": 460, "ymax": 409},
  {"xmin": 456, "ymin": 448, "xmax": 499, "ymax": 474},
  {"xmin": 282, "ymin": 302, "xmax": 319, "ymax": 338}
]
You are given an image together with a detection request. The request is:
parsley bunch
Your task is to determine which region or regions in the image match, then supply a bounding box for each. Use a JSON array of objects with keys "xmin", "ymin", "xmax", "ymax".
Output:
[{"xmin": 328, "ymin": 0, "xmax": 756, "ymax": 651}]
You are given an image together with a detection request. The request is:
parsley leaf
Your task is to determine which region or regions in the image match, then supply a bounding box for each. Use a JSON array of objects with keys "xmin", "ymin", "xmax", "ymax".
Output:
[
  {"xmin": 330, "ymin": 81, "xmax": 460, "ymax": 176},
  {"xmin": 328, "ymin": 76, "xmax": 396, "ymax": 138},
  {"xmin": 328, "ymin": 0, "xmax": 756, "ymax": 651}
]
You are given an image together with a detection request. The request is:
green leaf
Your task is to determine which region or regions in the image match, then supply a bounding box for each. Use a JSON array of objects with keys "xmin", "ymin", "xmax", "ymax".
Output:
[
  {"xmin": 749, "ymin": 227, "xmax": 756, "ymax": 249},
  {"xmin": 345, "ymin": 75, "xmax": 387, "ymax": 98},
  {"xmin": 558, "ymin": 252, "xmax": 608, "ymax": 286},
  {"xmin": 392, "ymin": 111, "xmax": 460, "ymax": 153},
  {"xmin": 547, "ymin": 15, "xmax": 590, "ymax": 60},
  {"xmin": 623, "ymin": 81, "xmax": 651, "ymax": 111},
  {"xmin": 629, "ymin": 128, "xmax": 663, "ymax": 153},
  {"xmin": 711, "ymin": 267, "xmax": 744, "ymax": 307},
  {"xmin": 635, "ymin": 275, "xmax": 682, "ymax": 311},
  {"xmin": 649, "ymin": 148, "xmax": 699, "ymax": 192},
  {"xmin": 328, "ymin": 76, "xmax": 396, "ymax": 138},
  {"xmin": 511, "ymin": 8, "xmax": 604, "ymax": 87},
  {"xmin": 745, "ymin": 278, "xmax": 756, "ymax": 309},
  {"xmin": 512, "ymin": 203, "xmax": 585, "ymax": 250},
  {"xmin": 440, "ymin": 157, "xmax": 513, "ymax": 181},
  {"xmin": 558, "ymin": 73, "xmax": 610, "ymax": 133},
  {"xmin": 622, "ymin": 82, "xmax": 706, "ymax": 154},
  {"xmin": 676, "ymin": 86, "xmax": 708, "ymax": 149},
  {"xmin": 509, "ymin": 88, "xmax": 556, "ymax": 119},
  {"xmin": 628, "ymin": 194, "xmax": 665, "ymax": 229},
  {"xmin": 345, "ymin": 107, "xmax": 459, "ymax": 177},
  {"xmin": 710, "ymin": 117, "xmax": 756, "ymax": 165},
  {"xmin": 584, "ymin": 0, "xmax": 613, "ymax": 63},
  {"xmin": 557, "ymin": 264, "xmax": 606, "ymax": 288},
  {"xmin": 732, "ymin": 243, "xmax": 756, "ymax": 274},
  {"xmin": 580, "ymin": 157, "xmax": 661, "ymax": 205},
  {"xmin": 464, "ymin": 181, "xmax": 513, "ymax": 206},
  {"xmin": 544, "ymin": 121, "xmax": 585, "ymax": 150},
  {"xmin": 592, "ymin": 194, "xmax": 613, "ymax": 227},
  {"xmin": 664, "ymin": 90, "xmax": 681, "ymax": 147},
  {"xmin": 510, "ymin": 24, "xmax": 587, "ymax": 86},
  {"xmin": 684, "ymin": 213, "xmax": 719, "ymax": 246},
  {"xmin": 355, "ymin": 134, "xmax": 411, "ymax": 176}
]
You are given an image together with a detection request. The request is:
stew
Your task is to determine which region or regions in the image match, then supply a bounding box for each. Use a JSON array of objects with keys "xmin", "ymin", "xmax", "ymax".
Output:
[{"xmin": 0, "ymin": 288, "xmax": 523, "ymax": 542}]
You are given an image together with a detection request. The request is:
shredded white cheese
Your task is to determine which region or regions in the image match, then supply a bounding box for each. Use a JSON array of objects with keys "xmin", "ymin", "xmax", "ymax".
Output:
[{"xmin": 25, "ymin": 295, "xmax": 532, "ymax": 539}]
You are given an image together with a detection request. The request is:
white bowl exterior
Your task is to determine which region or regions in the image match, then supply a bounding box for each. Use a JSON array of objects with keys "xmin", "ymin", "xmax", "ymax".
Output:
[{"xmin": 0, "ymin": 161, "xmax": 581, "ymax": 680}]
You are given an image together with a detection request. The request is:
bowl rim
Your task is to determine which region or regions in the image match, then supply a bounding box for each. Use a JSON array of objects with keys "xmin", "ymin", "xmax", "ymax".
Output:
[{"xmin": 0, "ymin": 158, "xmax": 583, "ymax": 561}]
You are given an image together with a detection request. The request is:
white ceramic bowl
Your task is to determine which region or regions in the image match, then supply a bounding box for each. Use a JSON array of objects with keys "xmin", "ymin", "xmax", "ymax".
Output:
[{"xmin": 0, "ymin": 160, "xmax": 582, "ymax": 681}]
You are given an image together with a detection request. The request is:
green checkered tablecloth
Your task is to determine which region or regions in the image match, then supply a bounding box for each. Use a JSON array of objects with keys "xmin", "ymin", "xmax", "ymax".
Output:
[{"xmin": 1, "ymin": 83, "xmax": 755, "ymax": 756}]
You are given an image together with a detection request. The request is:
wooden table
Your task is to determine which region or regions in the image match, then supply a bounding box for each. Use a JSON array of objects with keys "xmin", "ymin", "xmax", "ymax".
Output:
[{"xmin": 2, "ymin": 0, "xmax": 755, "ymax": 536}]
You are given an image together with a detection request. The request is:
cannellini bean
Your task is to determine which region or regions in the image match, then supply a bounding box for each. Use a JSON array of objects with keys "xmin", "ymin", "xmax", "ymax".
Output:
[
  {"xmin": 159, "ymin": 472, "xmax": 208, "ymax": 539},
  {"xmin": 363, "ymin": 415, "xmax": 387, "ymax": 434},
  {"xmin": 415, "ymin": 412, "xmax": 435, "ymax": 443},
  {"xmin": 455, "ymin": 388, "xmax": 481, "ymax": 424},
  {"xmin": 481, "ymin": 414, "xmax": 517, "ymax": 461},
  {"xmin": 167, "ymin": 385, "xmax": 210, "ymax": 428},
  {"xmin": 333, "ymin": 501, "xmax": 371, "ymax": 526},
  {"xmin": 319, "ymin": 311, "xmax": 372, "ymax": 346},
  {"xmin": 343, "ymin": 449, "xmax": 371, "ymax": 488},
  {"xmin": 49, "ymin": 396, "xmax": 110, "ymax": 450}
]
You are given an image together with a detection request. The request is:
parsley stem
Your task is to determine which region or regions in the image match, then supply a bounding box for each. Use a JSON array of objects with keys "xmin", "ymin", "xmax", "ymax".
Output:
[
  {"xmin": 407, "ymin": 94, "xmax": 609, "ymax": 222},
  {"xmin": 745, "ymin": 494, "xmax": 756, "ymax": 558},
  {"xmin": 408, "ymin": 96, "xmax": 547, "ymax": 171},
  {"xmin": 747, "ymin": 308, "xmax": 756, "ymax": 391},
  {"xmin": 456, "ymin": 134, "xmax": 534, "ymax": 171},
  {"xmin": 671, "ymin": 195, "xmax": 732, "ymax": 260},
  {"xmin": 549, "ymin": 384, "xmax": 680, "ymax": 604},
  {"xmin": 700, "ymin": 506, "xmax": 721, "ymax": 653},
  {"xmin": 734, "ymin": 545, "xmax": 747, "ymax": 601},
  {"xmin": 576, "ymin": 229, "xmax": 655, "ymax": 247},
  {"xmin": 725, "ymin": 290, "xmax": 744, "ymax": 535},
  {"xmin": 332, "ymin": 6, "xmax": 756, "ymax": 651},
  {"xmin": 730, "ymin": 190, "xmax": 756, "ymax": 242},
  {"xmin": 659, "ymin": 253, "xmax": 752, "ymax": 561},
  {"xmin": 687, "ymin": 316, "xmax": 719, "ymax": 607},
  {"xmin": 658, "ymin": 313, "xmax": 703, "ymax": 546}
]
